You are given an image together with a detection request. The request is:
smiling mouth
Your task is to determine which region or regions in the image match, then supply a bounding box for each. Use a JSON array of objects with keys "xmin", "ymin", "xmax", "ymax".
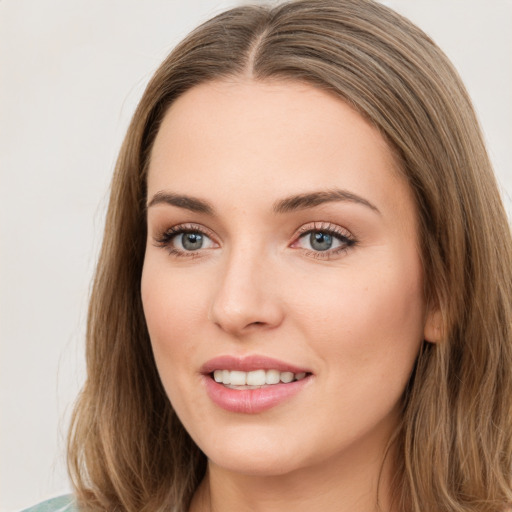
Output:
[
  {"xmin": 211, "ymin": 369, "xmax": 310, "ymax": 389},
  {"xmin": 203, "ymin": 359, "xmax": 313, "ymax": 413}
]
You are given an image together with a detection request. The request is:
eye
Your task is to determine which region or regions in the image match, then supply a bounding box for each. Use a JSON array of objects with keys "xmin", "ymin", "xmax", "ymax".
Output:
[
  {"xmin": 154, "ymin": 224, "xmax": 217, "ymax": 257},
  {"xmin": 292, "ymin": 222, "xmax": 356, "ymax": 258},
  {"xmin": 175, "ymin": 231, "xmax": 214, "ymax": 251},
  {"xmin": 303, "ymin": 231, "xmax": 338, "ymax": 251}
]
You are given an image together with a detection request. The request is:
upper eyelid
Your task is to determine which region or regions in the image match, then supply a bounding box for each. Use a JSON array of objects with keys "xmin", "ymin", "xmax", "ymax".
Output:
[
  {"xmin": 152, "ymin": 220, "xmax": 356, "ymax": 246},
  {"xmin": 153, "ymin": 224, "xmax": 218, "ymax": 257},
  {"xmin": 293, "ymin": 221, "xmax": 354, "ymax": 239},
  {"xmin": 152, "ymin": 223, "xmax": 219, "ymax": 253},
  {"xmin": 154, "ymin": 222, "xmax": 217, "ymax": 238}
]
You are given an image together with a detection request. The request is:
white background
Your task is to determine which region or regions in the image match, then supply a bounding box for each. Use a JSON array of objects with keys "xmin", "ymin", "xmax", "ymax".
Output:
[{"xmin": 1, "ymin": 1, "xmax": 511, "ymax": 511}]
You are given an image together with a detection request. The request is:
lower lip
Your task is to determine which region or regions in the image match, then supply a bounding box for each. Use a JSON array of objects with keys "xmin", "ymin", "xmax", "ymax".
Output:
[{"xmin": 203, "ymin": 375, "xmax": 311, "ymax": 414}]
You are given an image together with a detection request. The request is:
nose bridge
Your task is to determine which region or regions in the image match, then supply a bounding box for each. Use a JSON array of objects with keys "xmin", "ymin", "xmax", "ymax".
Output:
[{"xmin": 209, "ymin": 238, "xmax": 282, "ymax": 335}]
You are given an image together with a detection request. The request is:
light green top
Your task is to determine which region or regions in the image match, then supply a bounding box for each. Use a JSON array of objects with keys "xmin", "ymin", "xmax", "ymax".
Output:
[{"xmin": 21, "ymin": 495, "xmax": 77, "ymax": 512}]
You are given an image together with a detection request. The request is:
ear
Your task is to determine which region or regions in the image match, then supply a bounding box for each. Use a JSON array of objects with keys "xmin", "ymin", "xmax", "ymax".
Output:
[{"xmin": 424, "ymin": 308, "xmax": 442, "ymax": 343}]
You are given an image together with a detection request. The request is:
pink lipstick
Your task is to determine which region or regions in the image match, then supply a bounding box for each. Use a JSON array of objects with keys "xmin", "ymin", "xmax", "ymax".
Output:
[{"xmin": 201, "ymin": 355, "xmax": 312, "ymax": 414}]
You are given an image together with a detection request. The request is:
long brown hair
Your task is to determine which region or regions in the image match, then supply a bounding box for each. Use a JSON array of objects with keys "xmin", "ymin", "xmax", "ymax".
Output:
[{"xmin": 68, "ymin": 1, "xmax": 512, "ymax": 510}]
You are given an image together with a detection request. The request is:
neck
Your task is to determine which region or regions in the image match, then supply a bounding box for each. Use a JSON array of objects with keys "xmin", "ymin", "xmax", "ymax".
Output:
[{"xmin": 189, "ymin": 437, "xmax": 398, "ymax": 512}]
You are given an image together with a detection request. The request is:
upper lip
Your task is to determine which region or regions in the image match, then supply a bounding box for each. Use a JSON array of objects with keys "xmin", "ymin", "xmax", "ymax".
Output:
[{"xmin": 200, "ymin": 355, "xmax": 311, "ymax": 374}]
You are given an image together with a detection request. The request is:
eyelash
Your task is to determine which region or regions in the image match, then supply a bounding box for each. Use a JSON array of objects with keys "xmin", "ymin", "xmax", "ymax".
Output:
[
  {"xmin": 153, "ymin": 223, "xmax": 216, "ymax": 258},
  {"xmin": 153, "ymin": 221, "xmax": 357, "ymax": 260},
  {"xmin": 292, "ymin": 222, "xmax": 357, "ymax": 260}
]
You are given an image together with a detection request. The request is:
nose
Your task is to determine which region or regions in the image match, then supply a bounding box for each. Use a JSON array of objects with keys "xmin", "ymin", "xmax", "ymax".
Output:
[{"xmin": 209, "ymin": 246, "xmax": 284, "ymax": 336}]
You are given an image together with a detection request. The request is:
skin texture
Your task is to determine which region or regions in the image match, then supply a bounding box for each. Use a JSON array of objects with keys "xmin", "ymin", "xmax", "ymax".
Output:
[{"xmin": 141, "ymin": 79, "xmax": 436, "ymax": 512}]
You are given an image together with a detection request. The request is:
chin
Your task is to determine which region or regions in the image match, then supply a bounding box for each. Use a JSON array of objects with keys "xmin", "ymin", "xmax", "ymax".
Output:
[
  {"xmin": 210, "ymin": 451, "xmax": 304, "ymax": 477},
  {"xmin": 197, "ymin": 428, "xmax": 310, "ymax": 477}
]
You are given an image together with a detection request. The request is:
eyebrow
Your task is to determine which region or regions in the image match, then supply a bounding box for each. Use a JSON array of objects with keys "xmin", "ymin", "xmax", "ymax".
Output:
[
  {"xmin": 147, "ymin": 191, "xmax": 214, "ymax": 214},
  {"xmin": 146, "ymin": 188, "xmax": 380, "ymax": 215},
  {"xmin": 273, "ymin": 189, "xmax": 380, "ymax": 215}
]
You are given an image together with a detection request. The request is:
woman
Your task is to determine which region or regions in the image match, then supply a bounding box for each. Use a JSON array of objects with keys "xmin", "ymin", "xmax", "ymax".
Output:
[{"xmin": 23, "ymin": 0, "xmax": 512, "ymax": 510}]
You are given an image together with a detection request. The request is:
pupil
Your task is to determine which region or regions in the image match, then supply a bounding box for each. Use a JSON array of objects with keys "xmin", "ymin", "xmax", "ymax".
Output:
[
  {"xmin": 182, "ymin": 232, "xmax": 203, "ymax": 250},
  {"xmin": 310, "ymin": 232, "xmax": 332, "ymax": 251}
]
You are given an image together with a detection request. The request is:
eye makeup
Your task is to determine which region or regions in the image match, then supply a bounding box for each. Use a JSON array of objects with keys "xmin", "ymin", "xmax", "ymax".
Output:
[
  {"xmin": 152, "ymin": 220, "xmax": 357, "ymax": 261},
  {"xmin": 291, "ymin": 221, "xmax": 357, "ymax": 260}
]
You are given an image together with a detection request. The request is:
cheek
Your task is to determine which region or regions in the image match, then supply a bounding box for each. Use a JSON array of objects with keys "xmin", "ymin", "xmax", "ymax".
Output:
[
  {"xmin": 141, "ymin": 259, "xmax": 205, "ymax": 380},
  {"xmin": 291, "ymin": 251, "xmax": 425, "ymax": 381},
  {"xmin": 141, "ymin": 263, "xmax": 210, "ymax": 427}
]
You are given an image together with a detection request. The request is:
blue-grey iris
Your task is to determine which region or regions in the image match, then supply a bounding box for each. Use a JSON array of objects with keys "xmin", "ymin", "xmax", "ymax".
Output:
[
  {"xmin": 182, "ymin": 232, "xmax": 203, "ymax": 250},
  {"xmin": 310, "ymin": 232, "xmax": 333, "ymax": 251}
]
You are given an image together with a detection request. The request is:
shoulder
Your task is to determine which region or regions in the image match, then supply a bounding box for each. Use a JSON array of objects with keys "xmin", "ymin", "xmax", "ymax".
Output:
[{"xmin": 20, "ymin": 495, "xmax": 77, "ymax": 512}]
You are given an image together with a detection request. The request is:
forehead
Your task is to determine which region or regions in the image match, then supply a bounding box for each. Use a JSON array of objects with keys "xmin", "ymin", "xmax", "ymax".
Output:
[{"xmin": 147, "ymin": 79, "xmax": 413, "ymax": 221}]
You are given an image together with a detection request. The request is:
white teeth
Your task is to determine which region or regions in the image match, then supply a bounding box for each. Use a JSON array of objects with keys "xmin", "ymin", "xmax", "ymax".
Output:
[
  {"xmin": 280, "ymin": 371, "xmax": 294, "ymax": 383},
  {"xmin": 212, "ymin": 369, "xmax": 308, "ymax": 387},
  {"xmin": 247, "ymin": 369, "xmax": 266, "ymax": 386},
  {"xmin": 230, "ymin": 370, "xmax": 246, "ymax": 386},
  {"xmin": 265, "ymin": 369, "xmax": 280, "ymax": 385}
]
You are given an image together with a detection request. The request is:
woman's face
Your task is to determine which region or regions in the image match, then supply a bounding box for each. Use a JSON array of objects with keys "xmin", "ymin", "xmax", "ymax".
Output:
[{"xmin": 142, "ymin": 79, "xmax": 434, "ymax": 477}]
